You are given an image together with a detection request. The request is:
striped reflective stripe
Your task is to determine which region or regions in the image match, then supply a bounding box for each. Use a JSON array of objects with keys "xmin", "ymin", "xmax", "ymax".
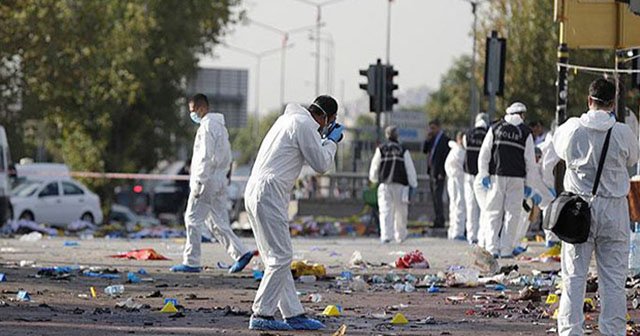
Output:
[{"xmin": 494, "ymin": 140, "xmax": 525, "ymax": 151}]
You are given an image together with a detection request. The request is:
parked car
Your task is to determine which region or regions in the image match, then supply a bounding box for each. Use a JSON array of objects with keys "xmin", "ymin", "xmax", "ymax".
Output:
[
  {"xmin": 10, "ymin": 177, "xmax": 103, "ymax": 226},
  {"xmin": 108, "ymin": 204, "xmax": 159, "ymax": 231}
]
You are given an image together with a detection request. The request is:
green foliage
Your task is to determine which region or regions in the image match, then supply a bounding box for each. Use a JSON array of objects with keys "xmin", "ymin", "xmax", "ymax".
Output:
[
  {"xmin": 0, "ymin": 0, "xmax": 241, "ymax": 206},
  {"xmin": 426, "ymin": 55, "xmax": 472, "ymax": 127},
  {"xmin": 427, "ymin": 0, "xmax": 629, "ymax": 129},
  {"xmin": 230, "ymin": 112, "xmax": 281, "ymax": 165}
]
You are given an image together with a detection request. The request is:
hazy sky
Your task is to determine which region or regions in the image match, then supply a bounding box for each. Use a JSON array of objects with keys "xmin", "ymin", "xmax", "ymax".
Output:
[{"xmin": 199, "ymin": 0, "xmax": 475, "ymax": 115}]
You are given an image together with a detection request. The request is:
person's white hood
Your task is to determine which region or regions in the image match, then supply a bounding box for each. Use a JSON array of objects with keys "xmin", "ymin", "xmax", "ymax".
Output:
[
  {"xmin": 475, "ymin": 119, "xmax": 488, "ymax": 128},
  {"xmin": 284, "ymin": 103, "xmax": 313, "ymax": 120},
  {"xmin": 579, "ymin": 109, "xmax": 615, "ymax": 131},
  {"xmin": 504, "ymin": 113, "xmax": 523, "ymax": 126}
]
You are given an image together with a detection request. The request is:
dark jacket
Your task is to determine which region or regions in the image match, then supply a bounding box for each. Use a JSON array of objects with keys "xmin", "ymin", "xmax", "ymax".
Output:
[{"xmin": 423, "ymin": 131, "xmax": 450, "ymax": 179}]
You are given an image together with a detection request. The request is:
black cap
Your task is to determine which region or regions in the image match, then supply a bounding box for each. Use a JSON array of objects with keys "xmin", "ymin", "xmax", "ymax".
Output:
[{"xmin": 311, "ymin": 95, "xmax": 338, "ymax": 116}]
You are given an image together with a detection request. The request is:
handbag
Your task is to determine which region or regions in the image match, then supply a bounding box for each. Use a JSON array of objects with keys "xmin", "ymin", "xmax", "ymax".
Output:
[{"xmin": 542, "ymin": 127, "xmax": 612, "ymax": 244}]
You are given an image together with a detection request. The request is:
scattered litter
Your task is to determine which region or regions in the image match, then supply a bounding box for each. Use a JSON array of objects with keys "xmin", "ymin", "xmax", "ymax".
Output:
[
  {"xmin": 291, "ymin": 260, "xmax": 326, "ymax": 278},
  {"xmin": 116, "ymin": 297, "xmax": 149, "ymax": 311},
  {"xmin": 390, "ymin": 312, "xmax": 408, "ymax": 325},
  {"xmin": 19, "ymin": 260, "xmax": 35, "ymax": 267},
  {"xmin": 104, "ymin": 285, "xmax": 125, "ymax": 296},
  {"xmin": 447, "ymin": 267, "xmax": 480, "ymax": 287},
  {"xmin": 252, "ymin": 269, "xmax": 263, "ymax": 280},
  {"xmin": 63, "ymin": 241, "xmax": 79, "ymax": 247},
  {"xmin": 138, "ymin": 268, "xmax": 148, "ymax": 275},
  {"xmin": 110, "ymin": 248, "xmax": 169, "ymax": 260},
  {"xmin": 323, "ymin": 305, "xmax": 341, "ymax": 316},
  {"xmin": 349, "ymin": 276, "xmax": 367, "ymax": 292},
  {"xmin": 472, "ymin": 245, "xmax": 500, "ymax": 274},
  {"xmin": 19, "ymin": 232, "xmax": 43, "ymax": 242},
  {"xmin": 83, "ymin": 271, "xmax": 120, "ymax": 280},
  {"xmin": 217, "ymin": 262, "xmax": 230, "ymax": 269},
  {"xmin": 0, "ymin": 274, "xmax": 6, "ymax": 282},
  {"xmin": 332, "ymin": 324, "xmax": 347, "ymax": 336},
  {"xmin": 127, "ymin": 272, "xmax": 141, "ymax": 284},
  {"xmin": 395, "ymin": 250, "xmax": 429, "ymax": 269},
  {"xmin": 427, "ymin": 284, "xmax": 440, "ymax": 293},
  {"xmin": 90, "ymin": 287, "xmax": 97, "ymax": 298},
  {"xmin": 146, "ymin": 291, "xmax": 163, "ymax": 298},
  {"xmin": 349, "ymin": 251, "xmax": 365, "ymax": 267},
  {"xmin": 309, "ymin": 294, "xmax": 322, "ymax": 303}
]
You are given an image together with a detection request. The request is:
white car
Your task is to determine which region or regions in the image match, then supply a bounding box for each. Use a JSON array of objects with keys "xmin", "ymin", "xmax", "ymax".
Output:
[{"xmin": 10, "ymin": 178, "xmax": 103, "ymax": 225}]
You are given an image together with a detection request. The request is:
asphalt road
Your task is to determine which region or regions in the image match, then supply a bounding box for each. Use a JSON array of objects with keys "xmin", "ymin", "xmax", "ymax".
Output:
[{"xmin": 0, "ymin": 236, "xmax": 617, "ymax": 335}]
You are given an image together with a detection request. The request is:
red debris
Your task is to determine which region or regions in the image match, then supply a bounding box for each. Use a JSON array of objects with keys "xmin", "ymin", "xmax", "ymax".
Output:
[
  {"xmin": 395, "ymin": 250, "xmax": 429, "ymax": 269},
  {"xmin": 110, "ymin": 248, "xmax": 169, "ymax": 260}
]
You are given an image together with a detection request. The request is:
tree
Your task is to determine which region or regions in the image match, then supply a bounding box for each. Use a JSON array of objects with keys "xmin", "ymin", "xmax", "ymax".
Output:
[
  {"xmin": 0, "ymin": 0, "xmax": 242, "ymax": 209},
  {"xmin": 426, "ymin": 0, "xmax": 624, "ymax": 130},
  {"xmin": 426, "ymin": 55, "xmax": 472, "ymax": 128},
  {"xmin": 230, "ymin": 112, "xmax": 281, "ymax": 165}
]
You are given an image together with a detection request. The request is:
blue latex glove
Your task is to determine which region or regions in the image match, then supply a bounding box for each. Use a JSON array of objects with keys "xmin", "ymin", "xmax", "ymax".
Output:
[
  {"xmin": 532, "ymin": 193, "xmax": 542, "ymax": 206},
  {"xmin": 548, "ymin": 187, "xmax": 557, "ymax": 198},
  {"xmin": 408, "ymin": 187, "xmax": 416, "ymax": 202},
  {"xmin": 326, "ymin": 123, "xmax": 344, "ymax": 143},
  {"xmin": 481, "ymin": 176, "xmax": 491, "ymax": 189},
  {"xmin": 524, "ymin": 186, "xmax": 532, "ymax": 198}
]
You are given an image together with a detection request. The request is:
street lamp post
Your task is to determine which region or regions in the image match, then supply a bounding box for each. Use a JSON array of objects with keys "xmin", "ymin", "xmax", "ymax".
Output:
[
  {"xmin": 223, "ymin": 44, "xmax": 292, "ymax": 140},
  {"xmin": 292, "ymin": 0, "xmax": 348, "ymax": 96},
  {"xmin": 461, "ymin": 0, "xmax": 486, "ymax": 126},
  {"xmin": 247, "ymin": 18, "xmax": 320, "ymax": 109}
]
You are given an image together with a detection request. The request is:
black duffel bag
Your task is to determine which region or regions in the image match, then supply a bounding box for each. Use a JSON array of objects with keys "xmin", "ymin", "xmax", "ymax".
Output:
[
  {"xmin": 542, "ymin": 191, "xmax": 591, "ymax": 244},
  {"xmin": 542, "ymin": 127, "xmax": 612, "ymax": 244}
]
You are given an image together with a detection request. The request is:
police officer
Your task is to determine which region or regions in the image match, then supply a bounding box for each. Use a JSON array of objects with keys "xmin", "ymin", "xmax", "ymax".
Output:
[
  {"xmin": 477, "ymin": 102, "xmax": 549, "ymax": 257},
  {"xmin": 369, "ymin": 125, "xmax": 418, "ymax": 243},
  {"xmin": 462, "ymin": 112, "xmax": 489, "ymax": 244}
]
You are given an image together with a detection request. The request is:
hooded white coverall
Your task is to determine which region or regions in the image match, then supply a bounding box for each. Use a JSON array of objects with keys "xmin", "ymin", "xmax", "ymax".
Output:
[
  {"xmin": 539, "ymin": 133, "xmax": 561, "ymax": 243},
  {"xmin": 445, "ymin": 141, "xmax": 467, "ymax": 240},
  {"xmin": 463, "ymin": 118, "xmax": 488, "ymax": 244},
  {"xmin": 554, "ymin": 110, "xmax": 639, "ymax": 336},
  {"xmin": 245, "ymin": 103, "xmax": 337, "ymax": 318},
  {"xmin": 369, "ymin": 143, "xmax": 418, "ymax": 243},
  {"xmin": 183, "ymin": 113, "xmax": 249, "ymax": 267},
  {"xmin": 477, "ymin": 114, "xmax": 550, "ymax": 256}
]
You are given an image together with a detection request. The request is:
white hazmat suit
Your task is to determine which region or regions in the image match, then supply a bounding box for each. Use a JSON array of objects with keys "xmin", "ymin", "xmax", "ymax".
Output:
[
  {"xmin": 245, "ymin": 103, "xmax": 337, "ymax": 318},
  {"xmin": 369, "ymin": 140, "xmax": 418, "ymax": 243},
  {"xmin": 463, "ymin": 117, "xmax": 488, "ymax": 244},
  {"xmin": 477, "ymin": 106, "xmax": 550, "ymax": 257},
  {"xmin": 445, "ymin": 140, "xmax": 466, "ymax": 240},
  {"xmin": 554, "ymin": 110, "xmax": 639, "ymax": 336},
  {"xmin": 182, "ymin": 113, "xmax": 249, "ymax": 267}
]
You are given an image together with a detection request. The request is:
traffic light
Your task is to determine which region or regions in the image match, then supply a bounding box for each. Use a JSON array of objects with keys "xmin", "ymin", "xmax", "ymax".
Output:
[
  {"xmin": 359, "ymin": 59, "xmax": 384, "ymax": 112},
  {"xmin": 384, "ymin": 65, "xmax": 399, "ymax": 111}
]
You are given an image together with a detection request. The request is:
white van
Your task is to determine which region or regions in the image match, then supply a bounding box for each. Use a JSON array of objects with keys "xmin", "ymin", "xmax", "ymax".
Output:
[{"xmin": 0, "ymin": 127, "xmax": 10, "ymax": 224}]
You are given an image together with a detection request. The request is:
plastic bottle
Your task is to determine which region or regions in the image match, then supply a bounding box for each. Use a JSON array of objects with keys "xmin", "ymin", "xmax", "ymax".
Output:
[
  {"xmin": 104, "ymin": 285, "xmax": 125, "ymax": 296},
  {"xmin": 629, "ymin": 222, "xmax": 640, "ymax": 275}
]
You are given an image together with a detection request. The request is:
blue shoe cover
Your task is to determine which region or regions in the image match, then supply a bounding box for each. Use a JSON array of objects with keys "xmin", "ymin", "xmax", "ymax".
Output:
[
  {"xmin": 170, "ymin": 264, "xmax": 201, "ymax": 273},
  {"xmin": 545, "ymin": 240, "xmax": 560, "ymax": 248},
  {"xmin": 285, "ymin": 314, "xmax": 326, "ymax": 330},
  {"xmin": 248, "ymin": 315, "xmax": 292, "ymax": 330},
  {"xmin": 512, "ymin": 246, "xmax": 527, "ymax": 256},
  {"xmin": 229, "ymin": 251, "xmax": 255, "ymax": 273}
]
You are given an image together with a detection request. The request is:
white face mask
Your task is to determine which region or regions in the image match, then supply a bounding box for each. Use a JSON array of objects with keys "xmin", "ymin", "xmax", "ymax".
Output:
[{"xmin": 190, "ymin": 112, "xmax": 201, "ymax": 124}]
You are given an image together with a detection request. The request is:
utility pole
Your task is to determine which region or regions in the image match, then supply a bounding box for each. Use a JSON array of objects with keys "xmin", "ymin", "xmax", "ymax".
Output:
[
  {"xmin": 247, "ymin": 18, "xmax": 318, "ymax": 109},
  {"xmin": 461, "ymin": 0, "xmax": 485, "ymax": 126},
  {"xmin": 293, "ymin": 0, "xmax": 347, "ymax": 96}
]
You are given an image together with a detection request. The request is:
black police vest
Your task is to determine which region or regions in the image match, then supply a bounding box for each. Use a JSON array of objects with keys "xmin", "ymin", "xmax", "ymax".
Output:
[
  {"xmin": 378, "ymin": 141, "xmax": 409, "ymax": 186},
  {"xmin": 489, "ymin": 120, "xmax": 531, "ymax": 178},
  {"xmin": 463, "ymin": 126, "xmax": 487, "ymax": 175}
]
